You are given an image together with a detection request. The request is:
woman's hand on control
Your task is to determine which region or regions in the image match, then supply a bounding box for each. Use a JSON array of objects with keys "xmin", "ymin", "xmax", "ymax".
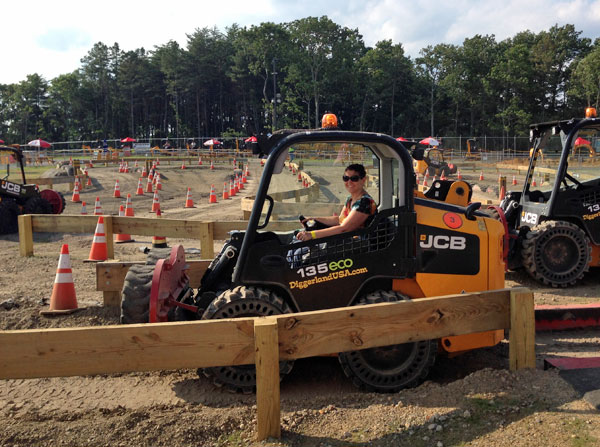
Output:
[{"xmin": 297, "ymin": 231, "xmax": 311, "ymax": 241}]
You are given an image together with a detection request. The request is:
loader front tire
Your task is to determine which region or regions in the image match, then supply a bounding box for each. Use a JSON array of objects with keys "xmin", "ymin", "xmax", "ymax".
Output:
[
  {"xmin": 338, "ymin": 290, "xmax": 437, "ymax": 392},
  {"xmin": 200, "ymin": 286, "xmax": 294, "ymax": 394}
]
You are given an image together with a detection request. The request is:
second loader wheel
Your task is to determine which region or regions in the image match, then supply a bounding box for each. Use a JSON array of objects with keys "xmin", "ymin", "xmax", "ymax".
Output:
[
  {"xmin": 200, "ymin": 286, "xmax": 294, "ymax": 394},
  {"xmin": 338, "ymin": 290, "xmax": 437, "ymax": 393},
  {"xmin": 521, "ymin": 220, "xmax": 591, "ymax": 287},
  {"xmin": 0, "ymin": 199, "xmax": 20, "ymax": 234},
  {"xmin": 24, "ymin": 197, "xmax": 52, "ymax": 215}
]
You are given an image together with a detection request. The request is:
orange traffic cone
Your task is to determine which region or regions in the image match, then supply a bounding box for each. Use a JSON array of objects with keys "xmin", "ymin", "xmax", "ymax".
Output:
[
  {"xmin": 155, "ymin": 173, "xmax": 162, "ymax": 190},
  {"xmin": 41, "ymin": 244, "xmax": 81, "ymax": 315},
  {"xmin": 94, "ymin": 197, "xmax": 102, "ymax": 215},
  {"xmin": 71, "ymin": 184, "xmax": 81, "ymax": 202},
  {"xmin": 152, "ymin": 209, "xmax": 168, "ymax": 248},
  {"xmin": 86, "ymin": 216, "xmax": 108, "ymax": 262},
  {"xmin": 532, "ymin": 177, "xmax": 537, "ymax": 187},
  {"xmin": 209, "ymin": 184, "xmax": 218, "ymax": 203},
  {"xmin": 184, "ymin": 187, "xmax": 195, "ymax": 208},
  {"xmin": 146, "ymin": 176, "xmax": 153, "ymax": 193},
  {"xmin": 297, "ymin": 170, "xmax": 302, "ymax": 182},
  {"xmin": 479, "ymin": 171, "xmax": 484, "ymax": 181},
  {"xmin": 210, "ymin": 160, "xmax": 214, "ymax": 170},
  {"xmin": 136, "ymin": 178, "xmax": 144, "ymax": 195},
  {"xmin": 457, "ymin": 170, "xmax": 463, "ymax": 180},
  {"xmin": 86, "ymin": 175, "xmax": 92, "ymax": 186},
  {"xmin": 155, "ymin": 158, "xmax": 160, "ymax": 166},
  {"xmin": 198, "ymin": 156, "xmax": 203, "ymax": 166},
  {"xmin": 512, "ymin": 175, "xmax": 517, "ymax": 185},
  {"xmin": 234, "ymin": 174, "xmax": 239, "ymax": 194},
  {"xmin": 223, "ymin": 182, "xmax": 229, "ymax": 200},
  {"xmin": 81, "ymin": 201, "xmax": 88, "ymax": 215},
  {"xmin": 115, "ymin": 205, "xmax": 134, "ymax": 243},
  {"xmin": 229, "ymin": 179, "xmax": 236, "ymax": 197},
  {"xmin": 181, "ymin": 161, "xmax": 186, "ymax": 170},
  {"xmin": 245, "ymin": 164, "xmax": 250, "ymax": 177},
  {"xmin": 141, "ymin": 166, "xmax": 148, "ymax": 178},
  {"xmin": 113, "ymin": 179, "xmax": 121, "ymax": 198},
  {"xmin": 124, "ymin": 162, "xmax": 129, "ymax": 173},
  {"xmin": 260, "ymin": 158, "xmax": 265, "ymax": 167},
  {"xmin": 151, "ymin": 190, "xmax": 161, "ymax": 213},
  {"xmin": 134, "ymin": 160, "xmax": 139, "ymax": 168},
  {"xmin": 125, "ymin": 193, "xmax": 135, "ymax": 217}
]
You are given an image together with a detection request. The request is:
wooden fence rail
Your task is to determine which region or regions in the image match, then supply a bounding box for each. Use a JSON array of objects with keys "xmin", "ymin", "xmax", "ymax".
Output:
[
  {"xmin": 0, "ymin": 287, "xmax": 535, "ymax": 441},
  {"xmin": 18, "ymin": 214, "xmax": 298, "ymax": 259}
]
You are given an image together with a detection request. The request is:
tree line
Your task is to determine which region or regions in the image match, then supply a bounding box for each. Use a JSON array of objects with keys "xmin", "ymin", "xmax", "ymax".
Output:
[{"xmin": 0, "ymin": 17, "xmax": 598, "ymax": 146}]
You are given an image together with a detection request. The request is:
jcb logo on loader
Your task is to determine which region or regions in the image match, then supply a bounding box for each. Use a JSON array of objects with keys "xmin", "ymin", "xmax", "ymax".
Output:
[
  {"xmin": 419, "ymin": 234, "xmax": 466, "ymax": 250},
  {"xmin": 521, "ymin": 212, "xmax": 538, "ymax": 225},
  {"xmin": 1, "ymin": 181, "xmax": 20, "ymax": 194}
]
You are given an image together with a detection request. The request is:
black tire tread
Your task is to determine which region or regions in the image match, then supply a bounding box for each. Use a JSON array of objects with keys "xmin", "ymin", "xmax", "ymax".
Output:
[
  {"xmin": 521, "ymin": 220, "xmax": 591, "ymax": 287},
  {"xmin": 120, "ymin": 265, "xmax": 154, "ymax": 324},
  {"xmin": 200, "ymin": 286, "xmax": 294, "ymax": 393},
  {"xmin": 24, "ymin": 197, "xmax": 52, "ymax": 215},
  {"xmin": 0, "ymin": 199, "xmax": 20, "ymax": 234},
  {"xmin": 338, "ymin": 290, "xmax": 437, "ymax": 393}
]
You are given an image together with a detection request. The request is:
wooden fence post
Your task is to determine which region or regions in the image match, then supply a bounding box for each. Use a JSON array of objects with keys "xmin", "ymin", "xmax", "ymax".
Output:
[
  {"xmin": 509, "ymin": 288, "xmax": 536, "ymax": 370},
  {"xmin": 199, "ymin": 222, "xmax": 214, "ymax": 259},
  {"xmin": 254, "ymin": 318, "xmax": 281, "ymax": 441},
  {"xmin": 103, "ymin": 215, "xmax": 115, "ymax": 260},
  {"xmin": 18, "ymin": 214, "xmax": 34, "ymax": 257}
]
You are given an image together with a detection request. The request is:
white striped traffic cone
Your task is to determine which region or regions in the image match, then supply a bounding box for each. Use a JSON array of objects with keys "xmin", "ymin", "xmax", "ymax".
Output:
[
  {"xmin": 41, "ymin": 244, "xmax": 80, "ymax": 315},
  {"xmin": 94, "ymin": 197, "xmax": 102, "ymax": 215},
  {"xmin": 86, "ymin": 216, "xmax": 108, "ymax": 261}
]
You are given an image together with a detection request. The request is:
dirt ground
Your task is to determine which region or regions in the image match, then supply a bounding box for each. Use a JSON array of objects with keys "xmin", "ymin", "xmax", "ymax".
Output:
[{"xmin": 1, "ymin": 158, "xmax": 599, "ymax": 447}]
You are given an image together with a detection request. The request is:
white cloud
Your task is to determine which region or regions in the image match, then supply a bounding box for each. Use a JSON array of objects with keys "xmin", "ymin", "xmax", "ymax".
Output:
[{"xmin": 1, "ymin": 0, "xmax": 599, "ymax": 84}]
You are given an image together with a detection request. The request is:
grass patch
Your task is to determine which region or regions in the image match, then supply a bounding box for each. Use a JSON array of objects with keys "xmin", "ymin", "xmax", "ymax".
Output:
[{"xmin": 566, "ymin": 418, "xmax": 598, "ymax": 447}]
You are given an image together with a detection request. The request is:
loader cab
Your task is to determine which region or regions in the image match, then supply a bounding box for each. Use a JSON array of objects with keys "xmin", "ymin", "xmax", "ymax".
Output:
[
  {"xmin": 0, "ymin": 146, "xmax": 27, "ymax": 185},
  {"xmin": 233, "ymin": 127, "xmax": 417, "ymax": 311},
  {"xmin": 518, "ymin": 112, "xmax": 600, "ymax": 244}
]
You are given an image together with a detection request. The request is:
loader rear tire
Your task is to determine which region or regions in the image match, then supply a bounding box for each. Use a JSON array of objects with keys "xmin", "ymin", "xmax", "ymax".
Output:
[
  {"xmin": 200, "ymin": 286, "xmax": 294, "ymax": 394},
  {"xmin": 338, "ymin": 290, "xmax": 437, "ymax": 392},
  {"xmin": 521, "ymin": 220, "xmax": 591, "ymax": 287}
]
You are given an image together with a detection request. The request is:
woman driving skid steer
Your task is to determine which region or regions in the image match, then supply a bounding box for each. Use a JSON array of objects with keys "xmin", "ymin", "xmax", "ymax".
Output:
[
  {"xmin": 287, "ymin": 163, "xmax": 377, "ymax": 267},
  {"xmin": 296, "ymin": 163, "xmax": 377, "ymax": 241}
]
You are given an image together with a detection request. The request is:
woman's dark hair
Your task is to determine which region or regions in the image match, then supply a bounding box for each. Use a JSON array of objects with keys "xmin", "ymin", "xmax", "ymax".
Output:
[{"xmin": 345, "ymin": 163, "xmax": 366, "ymax": 178}]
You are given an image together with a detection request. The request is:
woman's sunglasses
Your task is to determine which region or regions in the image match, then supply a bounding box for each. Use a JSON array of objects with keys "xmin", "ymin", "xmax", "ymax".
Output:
[{"xmin": 342, "ymin": 175, "xmax": 362, "ymax": 182}]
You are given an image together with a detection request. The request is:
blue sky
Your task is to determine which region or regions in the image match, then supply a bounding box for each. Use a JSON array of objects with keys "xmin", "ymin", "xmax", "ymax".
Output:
[{"xmin": 2, "ymin": 0, "xmax": 600, "ymax": 85}]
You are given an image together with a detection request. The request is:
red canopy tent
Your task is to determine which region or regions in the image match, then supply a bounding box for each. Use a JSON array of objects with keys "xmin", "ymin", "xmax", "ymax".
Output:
[
  {"xmin": 244, "ymin": 136, "xmax": 257, "ymax": 143},
  {"xmin": 120, "ymin": 137, "xmax": 137, "ymax": 143}
]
